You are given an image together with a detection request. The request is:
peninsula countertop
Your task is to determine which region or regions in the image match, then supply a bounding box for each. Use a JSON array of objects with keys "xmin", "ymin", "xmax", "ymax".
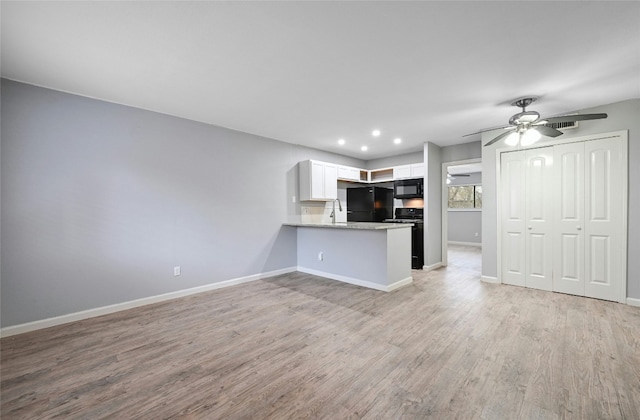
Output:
[{"xmin": 283, "ymin": 221, "xmax": 413, "ymax": 230}]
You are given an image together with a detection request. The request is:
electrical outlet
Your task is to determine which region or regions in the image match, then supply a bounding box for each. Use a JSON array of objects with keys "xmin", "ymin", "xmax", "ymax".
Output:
[
  {"xmin": 174, "ymin": 266, "xmax": 181, "ymax": 276},
  {"xmin": 318, "ymin": 252, "xmax": 323, "ymax": 261},
  {"xmin": 292, "ymin": 195, "xmax": 296, "ymax": 203},
  {"xmin": 474, "ymin": 232, "xmax": 479, "ymax": 237}
]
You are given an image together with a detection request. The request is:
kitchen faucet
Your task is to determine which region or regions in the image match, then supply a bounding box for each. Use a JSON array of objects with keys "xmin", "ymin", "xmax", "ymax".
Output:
[{"xmin": 330, "ymin": 198, "xmax": 343, "ymax": 224}]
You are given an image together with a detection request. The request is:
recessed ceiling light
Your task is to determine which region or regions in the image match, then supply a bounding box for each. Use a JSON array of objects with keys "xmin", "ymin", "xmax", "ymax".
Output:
[
  {"xmin": 372, "ymin": 129, "xmax": 381, "ymax": 137},
  {"xmin": 338, "ymin": 138, "xmax": 345, "ymax": 145},
  {"xmin": 361, "ymin": 146, "xmax": 368, "ymax": 151},
  {"xmin": 393, "ymin": 137, "xmax": 402, "ymax": 144}
]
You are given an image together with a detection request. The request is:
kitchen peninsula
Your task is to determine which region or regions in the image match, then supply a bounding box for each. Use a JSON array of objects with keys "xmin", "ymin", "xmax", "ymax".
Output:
[{"xmin": 283, "ymin": 222, "xmax": 413, "ymax": 292}]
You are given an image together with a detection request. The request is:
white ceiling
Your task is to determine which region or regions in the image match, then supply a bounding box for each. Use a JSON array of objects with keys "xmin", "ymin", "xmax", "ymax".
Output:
[{"xmin": 2, "ymin": 1, "xmax": 639, "ymax": 160}]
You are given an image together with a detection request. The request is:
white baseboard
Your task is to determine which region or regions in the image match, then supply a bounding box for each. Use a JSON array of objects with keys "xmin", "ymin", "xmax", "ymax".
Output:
[
  {"xmin": 423, "ymin": 262, "xmax": 443, "ymax": 272},
  {"xmin": 481, "ymin": 275, "xmax": 499, "ymax": 284},
  {"xmin": 448, "ymin": 241, "xmax": 482, "ymax": 247},
  {"xmin": 297, "ymin": 266, "xmax": 412, "ymax": 292},
  {"xmin": 0, "ymin": 266, "xmax": 297, "ymax": 338},
  {"xmin": 627, "ymin": 297, "xmax": 640, "ymax": 307}
]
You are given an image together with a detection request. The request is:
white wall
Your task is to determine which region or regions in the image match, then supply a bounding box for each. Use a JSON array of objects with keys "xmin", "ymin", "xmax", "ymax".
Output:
[{"xmin": 481, "ymin": 99, "xmax": 640, "ymax": 299}]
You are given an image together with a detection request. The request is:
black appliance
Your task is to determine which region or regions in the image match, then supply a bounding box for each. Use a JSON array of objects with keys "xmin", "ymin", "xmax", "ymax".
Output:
[
  {"xmin": 394, "ymin": 178, "xmax": 423, "ymax": 199},
  {"xmin": 384, "ymin": 208, "xmax": 424, "ymax": 269},
  {"xmin": 346, "ymin": 187, "xmax": 393, "ymax": 222}
]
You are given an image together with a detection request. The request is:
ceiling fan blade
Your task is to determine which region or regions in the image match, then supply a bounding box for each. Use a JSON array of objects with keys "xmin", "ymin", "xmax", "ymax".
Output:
[
  {"xmin": 484, "ymin": 128, "xmax": 516, "ymax": 147},
  {"xmin": 463, "ymin": 125, "xmax": 512, "ymax": 137},
  {"xmin": 485, "ymin": 127, "xmax": 516, "ymax": 146},
  {"xmin": 540, "ymin": 113, "xmax": 608, "ymax": 124},
  {"xmin": 533, "ymin": 125, "xmax": 563, "ymax": 138}
]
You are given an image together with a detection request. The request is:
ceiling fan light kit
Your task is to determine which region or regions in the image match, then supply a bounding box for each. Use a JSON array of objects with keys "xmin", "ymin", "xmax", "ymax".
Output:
[{"xmin": 465, "ymin": 96, "xmax": 608, "ymax": 147}]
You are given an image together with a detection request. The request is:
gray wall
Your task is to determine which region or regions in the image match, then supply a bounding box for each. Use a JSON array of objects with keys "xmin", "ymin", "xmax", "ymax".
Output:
[
  {"xmin": 365, "ymin": 150, "xmax": 423, "ymax": 170},
  {"xmin": 0, "ymin": 79, "xmax": 365, "ymax": 327},
  {"xmin": 448, "ymin": 212, "xmax": 482, "ymax": 244},
  {"xmin": 441, "ymin": 141, "xmax": 482, "ymax": 163},
  {"xmin": 481, "ymin": 99, "xmax": 640, "ymax": 299},
  {"xmin": 424, "ymin": 142, "xmax": 442, "ymax": 266}
]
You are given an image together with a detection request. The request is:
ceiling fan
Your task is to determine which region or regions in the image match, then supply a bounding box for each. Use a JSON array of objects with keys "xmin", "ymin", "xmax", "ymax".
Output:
[
  {"xmin": 446, "ymin": 173, "xmax": 470, "ymax": 184},
  {"xmin": 465, "ymin": 97, "xmax": 608, "ymax": 147}
]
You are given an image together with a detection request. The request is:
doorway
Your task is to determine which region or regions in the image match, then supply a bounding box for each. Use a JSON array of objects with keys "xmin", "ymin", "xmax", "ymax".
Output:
[{"xmin": 441, "ymin": 158, "xmax": 482, "ymax": 272}]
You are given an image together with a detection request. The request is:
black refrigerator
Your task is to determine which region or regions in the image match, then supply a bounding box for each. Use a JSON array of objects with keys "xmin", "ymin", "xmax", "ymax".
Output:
[{"xmin": 346, "ymin": 187, "xmax": 393, "ymax": 222}]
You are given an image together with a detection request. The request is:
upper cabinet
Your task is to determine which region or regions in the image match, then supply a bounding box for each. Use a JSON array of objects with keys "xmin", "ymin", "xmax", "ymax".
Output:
[
  {"xmin": 337, "ymin": 165, "xmax": 367, "ymax": 182},
  {"xmin": 299, "ymin": 160, "xmax": 425, "ymax": 201},
  {"xmin": 394, "ymin": 163, "xmax": 424, "ymax": 179},
  {"xmin": 299, "ymin": 160, "xmax": 338, "ymax": 201}
]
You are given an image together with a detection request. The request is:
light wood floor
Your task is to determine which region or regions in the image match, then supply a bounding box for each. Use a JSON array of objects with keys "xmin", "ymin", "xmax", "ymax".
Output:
[{"xmin": 2, "ymin": 245, "xmax": 639, "ymax": 419}]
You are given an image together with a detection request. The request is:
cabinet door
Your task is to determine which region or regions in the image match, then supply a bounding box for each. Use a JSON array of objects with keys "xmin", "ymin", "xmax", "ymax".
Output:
[
  {"xmin": 311, "ymin": 161, "xmax": 326, "ymax": 199},
  {"xmin": 394, "ymin": 165, "xmax": 411, "ymax": 179},
  {"xmin": 524, "ymin": 147, "xmax": 553, "ymax": 291},
  {"xmin": 553, "ymin": 142, "xmax": 585, "ymax": 296},
  {"xmin": 323, "ymin": 163, "xmax": 338, "ymax": 200},
  {"xmin": 410, "ymin": 163, "xmax": 424, "ymax": 178},
  {"xmin": 337, "ymin": 165, "xmax": 360, "ymax": 181}
]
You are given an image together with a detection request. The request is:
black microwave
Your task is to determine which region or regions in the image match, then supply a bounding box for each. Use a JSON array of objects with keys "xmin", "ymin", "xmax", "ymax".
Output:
[{"xmin": 394, "ymin": 178, "xmax": 423, "ymax": 199}]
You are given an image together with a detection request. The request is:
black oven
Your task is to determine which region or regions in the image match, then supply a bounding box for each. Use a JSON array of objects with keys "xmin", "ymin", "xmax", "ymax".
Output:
[{"xmin": 394, "ymin": 178, "xmax": 423, "ymax": 199}]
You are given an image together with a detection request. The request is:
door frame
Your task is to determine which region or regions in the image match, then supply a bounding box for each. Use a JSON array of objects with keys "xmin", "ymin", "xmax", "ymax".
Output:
[
  {"xmin": 495, "ymin": 130, "xmax": 628, "ymax": 303},
  {"xmin": 441, "ymin": 157, "xmax": 482, "ymax": 267}
]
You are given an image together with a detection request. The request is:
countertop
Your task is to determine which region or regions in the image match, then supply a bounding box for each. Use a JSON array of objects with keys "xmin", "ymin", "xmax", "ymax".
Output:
[{"xmin": 283, "ymin": 221, "xmax": 413, "ymax": 230}]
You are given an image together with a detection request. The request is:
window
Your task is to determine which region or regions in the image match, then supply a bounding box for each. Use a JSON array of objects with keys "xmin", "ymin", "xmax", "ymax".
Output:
[{"xmin": 448, "ymin": 185, "xmax": 482, "ymax": 209}]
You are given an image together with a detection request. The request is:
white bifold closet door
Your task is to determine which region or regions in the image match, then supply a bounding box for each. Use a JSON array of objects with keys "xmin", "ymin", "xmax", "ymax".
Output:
[
  {"xmin": 553, "ymin": 137, "xmax": 624, "ymax": 301},
  {"xmin": 501, "ymin": 147, "xmax": 554, "ymax": 291}
]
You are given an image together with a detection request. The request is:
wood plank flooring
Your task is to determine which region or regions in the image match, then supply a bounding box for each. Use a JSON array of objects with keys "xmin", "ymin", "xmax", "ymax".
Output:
[{"xmin": 2, "ymin": 245, "xmax": 639, "ymax": 419}]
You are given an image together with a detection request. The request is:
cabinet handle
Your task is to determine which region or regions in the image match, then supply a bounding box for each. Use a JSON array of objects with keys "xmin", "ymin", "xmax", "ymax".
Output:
[
  {"xmin": 577, "ymin": 226, "xmax": 582, "ymax": 231},
  {"xmin": 528, "ymin": 226, "xmax": 532, "ymax": 230}
]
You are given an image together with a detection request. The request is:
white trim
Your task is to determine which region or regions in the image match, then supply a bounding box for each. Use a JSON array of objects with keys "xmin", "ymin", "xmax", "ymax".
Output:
[
  {"xmin": 626, "ymin": 298, "xmax": 640, "ymax": 308},
  {"xmin": 0, "ymin": 267, "xmax": 297, "ymax": 337},
  {"xmin": 481, "ymin": 275, "xmax": 500, "ymax": 284},
  {"xmin": 448, "ymin": 241, "xmax": 482, "ymax": 247},
  {"xmin": 423, "ymin": 262, "xmax": 443, "ymax": 272},
  {"xmin": 297, "ymin": 266, "xmax": 412, "ymax": 292},
  {"xmin": 495, "ymin": 130, "xmax": 628, "ymax": 303},
  {"xmin": 619, "ymin": 133, "xmax": 629, "ymax": 304}
]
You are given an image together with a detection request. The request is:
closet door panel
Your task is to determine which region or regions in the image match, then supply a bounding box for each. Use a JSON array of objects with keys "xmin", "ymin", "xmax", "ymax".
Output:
[
  {"xmin": 584, "ymin": 138, "xmax": 623, "ymax": 301},
  {"xmin": 553, "ymin": 143, "xmax": 585, "ymax": 296},
  {"xmin": 501, "ymin": 151, "xmax": 526, "ymax": 287},
  {"xmin": 525, "ymin": 148, "xmax": 553, "ymax": 291}
]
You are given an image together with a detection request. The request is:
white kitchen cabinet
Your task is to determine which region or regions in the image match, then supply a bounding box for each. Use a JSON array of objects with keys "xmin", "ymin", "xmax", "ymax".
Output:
[
  {"xmin": 299, "ymin": 160, "xmax": 338, "ymax": 201},
  {"xmin": 337, "ymin": 165, "xmax": 361, "ymax": 182},
  {"xmin": 393, "ymin": 163, "xmax": 424, "ymax": 180},
  {"xmin": 393, "ymin": 165, "xmax": 411, "ymax": 179},
  {"xmin": 410, "ymin": 163, "xmax": 424, "ymax": 178}
]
